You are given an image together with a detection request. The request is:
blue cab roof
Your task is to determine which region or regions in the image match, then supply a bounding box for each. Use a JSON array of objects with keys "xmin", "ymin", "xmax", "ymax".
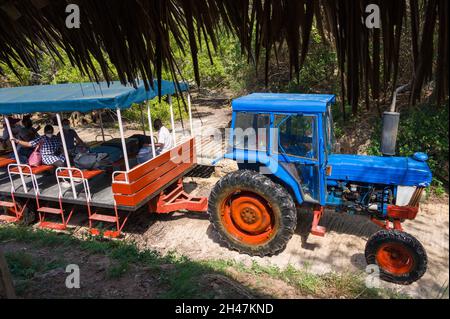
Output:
[
  {"xmin": 232, "ymin": 93, "xmax": 336, "ymax": 113},
  {"xmin": 0, "ymin": 80, "xmax": 188, "ymax": 115}
]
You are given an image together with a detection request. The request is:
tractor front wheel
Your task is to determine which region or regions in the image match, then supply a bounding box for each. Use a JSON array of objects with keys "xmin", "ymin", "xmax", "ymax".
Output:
[
  {"xmin": 365, "ymin": 230, "xmax": 427, "ymax": 285},
  {"xmin": 208, "ymin": 170, "xmax": 297, "ymax": 257}
]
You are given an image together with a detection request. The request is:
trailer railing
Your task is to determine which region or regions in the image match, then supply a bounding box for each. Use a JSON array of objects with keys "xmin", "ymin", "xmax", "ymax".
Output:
[
  {"xmin": 55, "ymin": 167, "xmax": 93, "ymax": 202},
  {"xmin": 7, "ymin": 164, "xmax": 39, "ymax": 195}
]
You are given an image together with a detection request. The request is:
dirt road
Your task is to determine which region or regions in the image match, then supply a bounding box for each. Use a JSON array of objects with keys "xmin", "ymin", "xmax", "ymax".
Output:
[{"xmin": 75, "ymin": 95, "xmax": 448, "ymax": 299}]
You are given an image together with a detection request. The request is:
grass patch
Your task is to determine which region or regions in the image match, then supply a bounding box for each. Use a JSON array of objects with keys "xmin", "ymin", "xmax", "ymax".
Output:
[
  {"xmin": 5, "ymin": 250, "xmax": 65, "ymax": 295},
  {"xmin": 106, "ymin": 262, "xmax": 130, "ymax": 279},
  {"xmin": 1, "ymin": 225, "xmax": 408, "ymax": 299},
  {"xmin": 220, "ymin": 262, "xmax": 407, "ymax": 299}
]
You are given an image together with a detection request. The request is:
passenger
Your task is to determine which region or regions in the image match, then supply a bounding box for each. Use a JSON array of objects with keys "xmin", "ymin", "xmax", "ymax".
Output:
[
  {"xmin": 57, "ymin": 119, "xmax": 86, "ymax": 156},
  {"xmin": 1, "ymin": 117, "xmax": 22, "ymax": 150},
  {"xmin": 153, "ymin": 119, "xmax": 174, "ymax": 155},
  {"xmin": 136, "ymin": 135, "xmax": 155, "ymax": 164},
  {"xmin": 17, "ymin": 117, "xmax": 41, "ymax": 163},
  {"xmin": 12, "ymin": 125, "xmax": 66, "ymax": 168},
  {"xmin": 19, "ymin": 116, "xmax": 41, "ymax": 141}
]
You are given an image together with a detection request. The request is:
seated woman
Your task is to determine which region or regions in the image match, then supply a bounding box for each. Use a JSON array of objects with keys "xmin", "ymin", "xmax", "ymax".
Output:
[
  {"xmin": 17, "ymin": 117, "xmax": 40, "ymax": 163},
  {"xmin": 12, "ymin": 125, "xmax": 66, "ymax": 168}
]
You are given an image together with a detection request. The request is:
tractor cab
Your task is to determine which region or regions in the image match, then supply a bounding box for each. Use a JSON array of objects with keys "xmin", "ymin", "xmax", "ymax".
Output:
[{"xmin": 226, "ymin": 93, "xmax": 336, "ymax": 205}]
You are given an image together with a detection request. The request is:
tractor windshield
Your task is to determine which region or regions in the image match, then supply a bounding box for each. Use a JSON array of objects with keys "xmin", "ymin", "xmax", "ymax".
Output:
[{"xmin": 233, "ymin": 112, "xmax": 270, "ymax": 151}]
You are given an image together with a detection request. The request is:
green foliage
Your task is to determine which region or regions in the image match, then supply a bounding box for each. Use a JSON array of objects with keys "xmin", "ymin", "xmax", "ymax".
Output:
[
  {"xmin": 122, "ymin": 96, "xmax": 188, "ymax": 131},
  {"xmin": 5, "ymin": 250, "xmax": 65, "ymax": 295},
  {"xmin": 293, "ymin": 30, "xmax": 338, "ymax": 93},
  {"xmin": 171, "ymin": 31, "xmax": 247, "ymax": 90},
  {"xmin": 106, "ymin": 262, "xmax": 130, "ymax": 279},
  {"xmin": 229, "ymin": 26, "xmax": 338, "ymax": 95},
  {"xmin": 1, "ymin": 48, "xmax": 118, "ymax": 86},
  {"xmin": 367, "ymin": 101, "xmax": 449, "ymax": 195},
  {"xmin": 5, "ymin": 251, "xmax": 42, "ymax": 280}
]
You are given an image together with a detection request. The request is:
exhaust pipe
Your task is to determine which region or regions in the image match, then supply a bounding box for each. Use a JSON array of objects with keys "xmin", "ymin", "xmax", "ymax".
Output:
[
  {"xmin": 381, "ymin": 84, "xmax": 410, "ymax": 156},
  {"xmin": 381, "ymin": 112, "xmax": 400, "ymax": 156}
]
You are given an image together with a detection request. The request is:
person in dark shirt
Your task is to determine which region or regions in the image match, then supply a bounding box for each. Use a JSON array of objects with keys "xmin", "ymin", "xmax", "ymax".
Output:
[
  {"xmin": 57, "ymin": 119, "xmax": 86, "ymax": 156},
  {"xmin": 17, "ymin": 117, "xmax": 40, "ymax": 163}
]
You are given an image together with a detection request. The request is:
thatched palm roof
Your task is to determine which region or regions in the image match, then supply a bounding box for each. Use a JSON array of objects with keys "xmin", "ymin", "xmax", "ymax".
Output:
[{"xmin": 0, "ymin": 0, "xmax": 448, "ymax": 114}]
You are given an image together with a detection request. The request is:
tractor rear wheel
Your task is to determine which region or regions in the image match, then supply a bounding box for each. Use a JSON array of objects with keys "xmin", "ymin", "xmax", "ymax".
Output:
[
  {"xmin": 208, "ymin": 170, "xmax": 297, "ymax": 257},
  {"xmin": 365, "ymin": 230, "xmax": 427, "ymax": 285}
]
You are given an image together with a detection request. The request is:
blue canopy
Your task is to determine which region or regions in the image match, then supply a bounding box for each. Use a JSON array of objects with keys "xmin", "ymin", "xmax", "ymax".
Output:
[
  {"xmin": 232, "ymin": 93, "xmax": 336, "ymax": 113},
  {"xmin": 0, "ymin": 80, "xmax": 188, "ymax": 115}
]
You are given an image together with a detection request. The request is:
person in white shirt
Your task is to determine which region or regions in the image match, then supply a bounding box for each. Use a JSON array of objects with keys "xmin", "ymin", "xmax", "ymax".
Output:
[{"xmin": 153, "ymin": 119, "xmax": 174, "ymax": 154}]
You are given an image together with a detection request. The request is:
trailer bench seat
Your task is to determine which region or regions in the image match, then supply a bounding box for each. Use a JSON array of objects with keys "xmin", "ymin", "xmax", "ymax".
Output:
[
  {"xmin": 0, "ymin": 157, "xmax": 15, "ymax": 168},
  {"xmin": 57, "ymin": 169, "xmax": 104, "ymax": 180},
  {"xmin": 9, "ymin": 165, "xmax": 53, "ymax": 175},
  {"xmin": 112, "ymin": 138, "xmax": 196, "ymax": 207}
]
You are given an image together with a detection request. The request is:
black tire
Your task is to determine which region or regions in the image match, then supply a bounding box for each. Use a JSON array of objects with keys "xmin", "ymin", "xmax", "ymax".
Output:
[
  {"xmin": 208, "ymin": 170, "xmax": 297, "ymax": 257},
  {"xmin": 365, "ymin": 230, "xmax": 427, "ymax": 285}
]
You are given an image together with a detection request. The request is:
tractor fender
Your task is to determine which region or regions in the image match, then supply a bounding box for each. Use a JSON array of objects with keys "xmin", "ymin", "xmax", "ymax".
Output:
[{"xmin": 223, "ymin": 150, "xmax": 304, "ymax": 204}]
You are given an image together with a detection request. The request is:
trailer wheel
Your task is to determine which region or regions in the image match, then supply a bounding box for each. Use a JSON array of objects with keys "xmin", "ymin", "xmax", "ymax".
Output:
[
  {"xmin": 365, "ymin": 230, "xmax": 427, "ymax": 285},
  {"xmin": 208, "ymin": 170, "xmax": 297, "ymax": 257}
]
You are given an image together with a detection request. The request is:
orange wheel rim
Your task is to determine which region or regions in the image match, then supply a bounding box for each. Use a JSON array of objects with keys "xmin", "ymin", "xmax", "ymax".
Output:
[
  {"xmin": 220, "ymin": 191, "xmax": 276, "ymax": 245},
  {"xmin": 376, "ymin": 243, "xmax": 415, "ymax": 275}
]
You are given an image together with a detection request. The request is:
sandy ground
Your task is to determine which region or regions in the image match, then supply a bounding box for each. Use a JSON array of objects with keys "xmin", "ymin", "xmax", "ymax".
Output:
[{"xmin": 55, "ymin": 94, "xmax": 450, "ymax": 298}]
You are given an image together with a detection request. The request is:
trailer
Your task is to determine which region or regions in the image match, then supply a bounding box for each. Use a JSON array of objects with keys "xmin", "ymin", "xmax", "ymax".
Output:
[{"xmin": 0, "ymin": 81, "xmax": 208, "ymax": 237}]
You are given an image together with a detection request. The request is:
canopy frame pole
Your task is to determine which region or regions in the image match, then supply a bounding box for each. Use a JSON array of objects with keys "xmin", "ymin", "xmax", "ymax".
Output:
[
  {"xmin": 139, "ymin": 104, "xmax": 146, "ymax": 136},
  {"xmin": 147, "ymin": 101, "xmax": 156, "ymax": 158},
  {"xmin": 99, "ymin": 110, "xmax": 106, "ymax": 142},
  {"xmin": 56, "ymin": 113, "xmax": 77, "ymax": 199},
  {"xmin": 116, "ymin": 108, "xmax": 130, "ymax": 183},
  {"xmin": 187, "ymin": 93, "xmax": 193, "ymax": 137},
  {"xmin": 169, "ymin": 95, "xmax": 176, "ymax": 146},
  {"xmin": 4, "ymin": 117, "xmax": 27, "ymax": 193}
]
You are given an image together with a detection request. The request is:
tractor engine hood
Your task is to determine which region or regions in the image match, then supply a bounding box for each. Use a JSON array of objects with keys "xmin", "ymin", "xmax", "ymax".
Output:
[{"xmin": 327, "ymin": 153, "xmax": 432, "ymax": 187}]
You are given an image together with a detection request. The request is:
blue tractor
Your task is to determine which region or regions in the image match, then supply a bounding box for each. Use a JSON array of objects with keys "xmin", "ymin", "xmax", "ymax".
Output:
[{"xmin": 208, "ymin": 93, "xmax": 432, "ymax": 285}]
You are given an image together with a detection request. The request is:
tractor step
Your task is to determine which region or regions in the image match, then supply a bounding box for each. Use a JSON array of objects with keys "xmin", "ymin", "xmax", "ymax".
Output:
[
  {"xmin": 311, "ymin": 225, "xmax": 327, "ymax": 237},
  {"xmin": 0, "ymin": 201, "xmax": 15, "ymax": 208},
  {"xmin": 0, "ymin": 215, "xmax": 19, "ymax": 223},
  {"xmin": 39, "ymin": 221, "xmax": 67, "ymax": 230},
  {"xmin": 311, "ymin": 206, "xmax": 327, "ymax": 237},
  {"xmin": 89, "ymin": 213, "xmax": 118, "ymax": 223},
  {"xmin": 38, "ymin": 207, "xmax": 63, "ymax": 215}
]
